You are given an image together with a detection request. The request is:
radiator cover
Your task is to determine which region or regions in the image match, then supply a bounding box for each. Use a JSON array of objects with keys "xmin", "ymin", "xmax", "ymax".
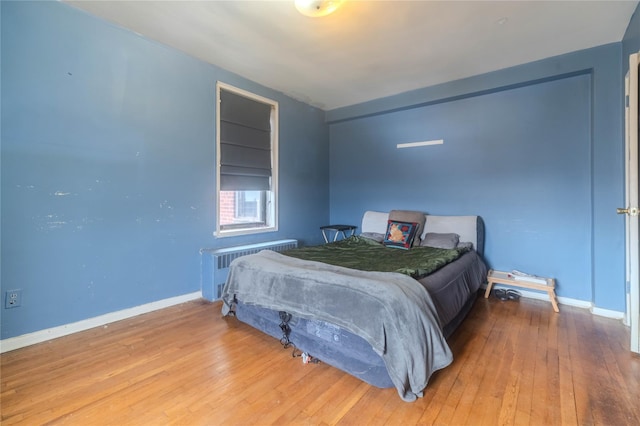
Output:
[{"xmin": 200, "ymin": 239, "xmax": 298, "ymax": 301}]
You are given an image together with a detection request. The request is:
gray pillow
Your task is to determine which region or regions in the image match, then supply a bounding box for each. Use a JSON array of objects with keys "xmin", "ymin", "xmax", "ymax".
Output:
[
  {"xmin": 456, "ymin": 241, "xmax": 473, "ymax": 250},
  {"xmin": 360, "ymin": 232, "xmax": 385, "ymax": 243},
  {"xmin": 421, "ymin": 232, "xmax": 460, "ymax": 249},
  {"xmin": 388, "ymin": 210, "xmax": 426, "ymax": 247}
]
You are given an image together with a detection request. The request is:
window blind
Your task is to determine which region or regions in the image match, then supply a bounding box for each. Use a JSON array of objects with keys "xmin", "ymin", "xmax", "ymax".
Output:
[{"xmin": 219, "ymin": 89, "xmax": 272, "ymax": 191}]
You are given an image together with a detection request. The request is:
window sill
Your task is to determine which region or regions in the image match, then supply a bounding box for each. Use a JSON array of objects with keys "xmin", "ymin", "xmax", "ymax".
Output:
[{"xmin": 214, "ymin": 226, "xmax": 278, "ymax": 238}]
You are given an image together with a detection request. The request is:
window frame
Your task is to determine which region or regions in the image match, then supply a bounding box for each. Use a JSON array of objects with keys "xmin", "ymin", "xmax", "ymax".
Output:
[{"xmin": 215, "ymin": 82, "xmax": 278, "ymax": 237}]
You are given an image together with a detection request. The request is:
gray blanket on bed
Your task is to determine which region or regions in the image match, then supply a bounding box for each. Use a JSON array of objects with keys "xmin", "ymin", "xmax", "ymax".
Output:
[{"xmin": 220, "ymin": 250, "xmax": 453, "ymax": 402}]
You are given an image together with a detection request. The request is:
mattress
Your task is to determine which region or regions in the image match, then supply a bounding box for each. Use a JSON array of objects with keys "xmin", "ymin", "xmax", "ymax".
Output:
[{"xmin": 233, "ymin": 250, "xmax": 487, "ymax": 388}]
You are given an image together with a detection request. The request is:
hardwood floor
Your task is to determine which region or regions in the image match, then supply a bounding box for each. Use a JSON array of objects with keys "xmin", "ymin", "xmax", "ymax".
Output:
[{"xmin": 2, "ymin": 295, "xmax": 639, "ymax": 425}]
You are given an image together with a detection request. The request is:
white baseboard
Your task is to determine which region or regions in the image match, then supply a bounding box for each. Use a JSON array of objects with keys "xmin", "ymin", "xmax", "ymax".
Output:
[
  {"xmin": 488, "ymin": 284, "xmax": 625, "ymax": 320},
  {"xmin": 2, "ymin": 286, "xmax": 626, "ymax": 353},
  {"xmin": 0, "ymin": 292, "xmax": 202, "ymax": 353},
  {"xmin": 590, "ymin": 306, "xmax": 626, "ymax": 320}
]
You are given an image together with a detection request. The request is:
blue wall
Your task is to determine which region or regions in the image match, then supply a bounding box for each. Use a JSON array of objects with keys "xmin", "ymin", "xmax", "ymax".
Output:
[
  {"xmin": 327, "ymin": 45, "xmax": 625, "ymax": 311},
  {"xmin": 1, "ymin": 1, "xmax": 635, "ymax": 341},
  {"xmin": 0, "ymin": 1, "xmax": 329, "ymax": 339}
]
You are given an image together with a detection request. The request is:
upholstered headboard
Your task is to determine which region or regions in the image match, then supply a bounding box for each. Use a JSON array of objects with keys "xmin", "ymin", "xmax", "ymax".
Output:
[{"xmin": 360, "ymin": 211, "xmax": 485, "ymax": 256}]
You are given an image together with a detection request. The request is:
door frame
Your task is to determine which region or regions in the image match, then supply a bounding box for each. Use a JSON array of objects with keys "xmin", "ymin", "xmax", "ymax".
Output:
[{"xmin": 625, "ymin": 51, "xmax": 639, "ymax": 354}]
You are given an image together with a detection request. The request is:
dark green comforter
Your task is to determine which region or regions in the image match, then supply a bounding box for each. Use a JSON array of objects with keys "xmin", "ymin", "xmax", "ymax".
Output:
[{"xmin": 283, "ymin": 236, "xmax": 468, "ymax": 279}]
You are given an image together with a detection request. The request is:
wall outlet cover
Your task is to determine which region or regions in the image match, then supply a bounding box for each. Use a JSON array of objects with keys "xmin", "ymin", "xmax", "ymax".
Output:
[{"xmin": 5, "ymin": 290, "xmax": 22, "ymax": 308}]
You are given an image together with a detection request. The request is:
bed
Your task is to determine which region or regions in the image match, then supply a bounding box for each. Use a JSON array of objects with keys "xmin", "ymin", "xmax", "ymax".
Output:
[{"xmin": 221, "ymin": 210, "xmax": 487, "ymax": 402}]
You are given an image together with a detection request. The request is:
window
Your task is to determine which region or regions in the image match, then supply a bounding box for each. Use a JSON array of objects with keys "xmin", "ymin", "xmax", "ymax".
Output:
[{"xmin": 216, "ymin": 82, "xmax": 278, "ymax": 236}]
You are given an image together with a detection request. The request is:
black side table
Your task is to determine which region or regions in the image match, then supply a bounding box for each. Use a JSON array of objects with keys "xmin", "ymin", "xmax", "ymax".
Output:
[{"xmin": 320, "ymin": 224, "xmax": 356, "ymax": 243}]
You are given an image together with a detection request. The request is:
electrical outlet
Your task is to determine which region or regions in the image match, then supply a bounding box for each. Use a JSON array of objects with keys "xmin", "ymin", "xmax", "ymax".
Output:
[{"xmin": 5, "ymin": 289, "xmax": 22, "ymax": 308}]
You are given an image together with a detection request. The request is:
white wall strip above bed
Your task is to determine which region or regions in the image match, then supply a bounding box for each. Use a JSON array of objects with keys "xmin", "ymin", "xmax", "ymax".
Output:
[{"xmin": 396, "ymin": 139, "xmax": 444, "ymax": 149}]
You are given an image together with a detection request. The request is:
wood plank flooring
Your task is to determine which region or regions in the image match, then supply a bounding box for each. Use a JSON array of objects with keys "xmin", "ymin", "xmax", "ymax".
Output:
[{"xmin": 2, "ymin": 295, "xmax": 639, "ymax": 425}]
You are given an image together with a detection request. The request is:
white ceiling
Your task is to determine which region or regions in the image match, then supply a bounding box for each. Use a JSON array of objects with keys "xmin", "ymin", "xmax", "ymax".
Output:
[{"xmin": 66, "ymin": 0, "xmax": 639, "ymax": 111}]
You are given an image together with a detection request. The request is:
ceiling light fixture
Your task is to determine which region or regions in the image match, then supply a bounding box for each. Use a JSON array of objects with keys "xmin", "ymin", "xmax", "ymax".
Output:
[{"xmin": 295, "ymin": 0, "xmax": 344, "ymax": 18}]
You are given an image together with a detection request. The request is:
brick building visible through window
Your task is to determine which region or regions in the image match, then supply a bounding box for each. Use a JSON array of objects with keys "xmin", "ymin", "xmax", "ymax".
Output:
[{"xmin": 219, "ymin": 191, "xmax": 236, "ymax": 225}]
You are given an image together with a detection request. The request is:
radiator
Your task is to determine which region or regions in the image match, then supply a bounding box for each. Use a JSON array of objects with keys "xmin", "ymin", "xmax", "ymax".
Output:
[{"xmin": 200, "ymin": 239, "xmax": 298, "ymax": 301}]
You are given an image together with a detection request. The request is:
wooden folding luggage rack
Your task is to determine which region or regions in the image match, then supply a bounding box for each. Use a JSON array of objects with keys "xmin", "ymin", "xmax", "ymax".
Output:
[{"xmin": 485, "ymin": 269, "xmax": 559, "ymax": 313}]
